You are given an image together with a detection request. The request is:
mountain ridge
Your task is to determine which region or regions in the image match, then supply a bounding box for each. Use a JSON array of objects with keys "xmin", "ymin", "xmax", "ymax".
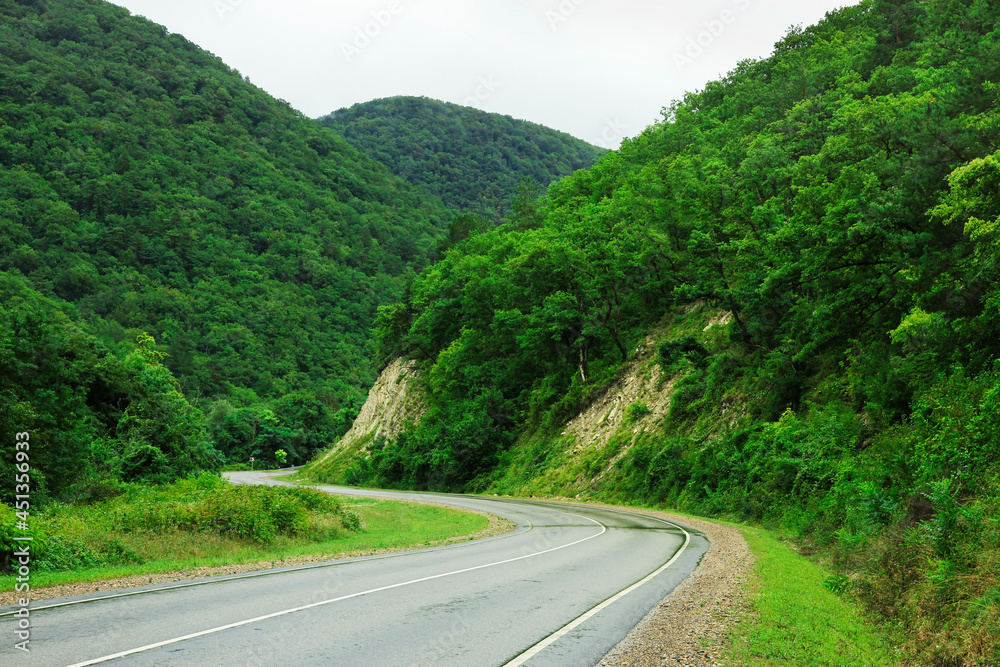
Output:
[
  {"xmin": 317, "ymin": 95, "xmax": 606, "ymax": 222},
  {"xmin": 0, "ymin": 0, "xmax": 451, "ymax": 487}
]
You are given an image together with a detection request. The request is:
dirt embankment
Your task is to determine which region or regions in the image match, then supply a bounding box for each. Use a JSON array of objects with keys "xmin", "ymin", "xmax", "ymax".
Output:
[
  {"xmin": 554, "ymin": 309, "xmax": 733, "ymax": 486},
  {"xmin": 562, "ymin": 325, "xmax": 675, "ymax": 453},
  {"xmin": 313, "ymin": 358, "xmax": 426, "ymax": 467}
]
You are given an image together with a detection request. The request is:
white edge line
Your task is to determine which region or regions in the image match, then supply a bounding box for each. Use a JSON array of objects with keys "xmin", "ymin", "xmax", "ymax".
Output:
[
  {"xmin": 65, "ymin": 518, "xmax": 607, "ymax": 666},
  {"xmin": 500, "ymin": 518, "xmax": 693, "ymax": 667}
]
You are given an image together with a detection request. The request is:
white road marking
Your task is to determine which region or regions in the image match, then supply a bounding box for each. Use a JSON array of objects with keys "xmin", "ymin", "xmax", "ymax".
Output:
[
  {"xmin": 65, "ymin": 517, "xmax": 607, "ymax": 666},
  {"xmin": 1, "ymin": 481, "xmax": 530, "ymax": 617}
]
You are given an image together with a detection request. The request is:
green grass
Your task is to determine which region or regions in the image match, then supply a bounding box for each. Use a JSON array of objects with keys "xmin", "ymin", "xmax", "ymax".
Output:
[
  {"xmin": 726, "ymin": 525, "xmax": 901, "ymax": 666},
  {"xmin": 298, "ymin": 430, "xmax": 377, "ymax": 484},
  {"xmin": 0, "ymin": 480, "xmax": 492, "ymax": 591}
]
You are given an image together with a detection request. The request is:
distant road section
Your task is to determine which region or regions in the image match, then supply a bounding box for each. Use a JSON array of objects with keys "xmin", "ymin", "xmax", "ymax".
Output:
[{"xmin": 2, "ymin": 472, "xmax": 707, "ymax": 666}]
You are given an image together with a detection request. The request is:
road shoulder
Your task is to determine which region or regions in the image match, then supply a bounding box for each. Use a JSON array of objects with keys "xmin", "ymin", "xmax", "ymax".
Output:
[{"xmin": 595, "ymin": 508, "xmax": 755, "ymax": 666}]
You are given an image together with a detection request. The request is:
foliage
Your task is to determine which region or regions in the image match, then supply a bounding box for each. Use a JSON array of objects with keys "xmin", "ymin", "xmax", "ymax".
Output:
[
  {"xmin": 206, "ymin": 391, "xmax": 349, "ymax": 468},
  {"xmin": 729, "ymin": 525, "xmax": 900, "ymax": 666},
  {"xmin": 0, "ymin": 484, "xmax": 489, "ymax": 590},
  {"xmin": 317, "ymin": 96, "xmax": 606, "ymax": 222},
  {"xmin": 0, "ymin": 473, "xmax": 359, "ymax": 573},
  {"xmin": 623, "ymin": 402, "xmax": 651, "ymax": 424},
  {"xmin": 97, "ymin": 473, "xmax": 349, "ymax": 545},
  {"xmin": 0, "ymin": 473, "xmax": 359, "ymax": 576},
  {"xmin": 0, "ymin": 0, "xmax": 472, "ymax": 493},
  {"xmin": 0, "ymin": 273, "xmax": 219, "ymax": 499},
  {"xmin": 658, "ymin": 336, "xmax": 709, "ymax": 370}
]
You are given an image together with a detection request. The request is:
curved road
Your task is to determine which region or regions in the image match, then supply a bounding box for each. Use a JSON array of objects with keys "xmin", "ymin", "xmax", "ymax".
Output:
[{"xmin": 3, "ymin": 472, "xmax": 708, "ymax": 666}]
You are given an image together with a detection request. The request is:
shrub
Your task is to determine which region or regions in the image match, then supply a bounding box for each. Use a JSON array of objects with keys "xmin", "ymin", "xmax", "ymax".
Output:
[
  {"xmin": 0, "ymin": 503, "xmax": 49, "ymax": 571},
  {"xmin": 32, "ymin": 474, "xmax": 360, "ymax": 566},
  {"xmin": 659, "ymin": 336, "xmax": 709, "ymax": 370},
  {"xmin": 624, "ymin": 402, "xmax": 651, "ymax": 424}
]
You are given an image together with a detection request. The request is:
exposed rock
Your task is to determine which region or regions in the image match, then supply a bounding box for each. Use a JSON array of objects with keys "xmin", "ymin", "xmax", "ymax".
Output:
[
  {"xmin": 313, "ymin": 358, "xmax": 426, "ymax": 466},
  {"xmin": 563, "ymin": 325, "xmax": 675, "ymax": 454}
]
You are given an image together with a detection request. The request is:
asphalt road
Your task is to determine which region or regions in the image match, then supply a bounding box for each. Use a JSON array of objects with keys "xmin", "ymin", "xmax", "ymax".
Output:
[{"xmin": 2, "ymin": 472, "xmax": 708, "ymax": 666}]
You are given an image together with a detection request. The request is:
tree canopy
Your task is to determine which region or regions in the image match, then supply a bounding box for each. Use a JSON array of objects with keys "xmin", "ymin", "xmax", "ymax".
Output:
[
  {"xmin": 316, "ymin": 96, "xmax": 606, "ymax": 222},
  {"xmin": 370, "ymin": 0, "xmax": 1000, "ymax": 491},
  {"xmin": 0, "ymin": 0, "xmax": 450, "ymax": 409}
]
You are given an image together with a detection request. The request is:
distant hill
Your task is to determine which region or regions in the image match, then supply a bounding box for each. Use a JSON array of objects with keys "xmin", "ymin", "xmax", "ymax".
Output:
[
  {"xmin": 0, "ymin": 0, "xmax": 450, "ymax": 488},
  {"xmin": 317, "ymin": 97, "xmax": 606, "ymax": 221}
]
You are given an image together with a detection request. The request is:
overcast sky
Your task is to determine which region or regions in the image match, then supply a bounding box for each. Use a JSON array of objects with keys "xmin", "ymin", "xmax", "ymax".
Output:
[{"xmin": 109, "ymin": 0, "xmax": 851, "ymax": 148}]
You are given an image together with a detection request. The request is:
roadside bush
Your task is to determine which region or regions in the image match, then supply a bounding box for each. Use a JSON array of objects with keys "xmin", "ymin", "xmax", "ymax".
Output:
[
  {"xmin": 100, "ymin": 474, "xmax": 350, "ymax": 544},
  {"xmin": 0, "ymin": 503, "xmax": 49, "ymax": 571},
  {"xmin": 0, "ymin": 474, "xmax": 362, "ymax": 574},
  {"xmin": 33, "ymin": 535, "xmax": 141, "ymax": 571}
]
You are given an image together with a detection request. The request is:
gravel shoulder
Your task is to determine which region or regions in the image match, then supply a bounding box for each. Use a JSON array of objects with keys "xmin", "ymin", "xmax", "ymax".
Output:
[{"xmin": 594, "ymin": 505, "xmax": 756, "ymax": 667}]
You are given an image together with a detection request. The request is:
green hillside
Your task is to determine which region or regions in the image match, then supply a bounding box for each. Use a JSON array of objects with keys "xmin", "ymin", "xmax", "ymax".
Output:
[
  {"xmin": 0, "ymin": 0, "xmax": 451, "ymax": 485},
  {"xmin": 1, "ymin": 273, "xmax": 216, "ymax": 499},
  {"xmin": 316, "ymin": 96, "xmax": 606, "ymax": 222},
  {"xmin": 336, "ymin": 0, "xmax": 1000, "ymax": 662}
]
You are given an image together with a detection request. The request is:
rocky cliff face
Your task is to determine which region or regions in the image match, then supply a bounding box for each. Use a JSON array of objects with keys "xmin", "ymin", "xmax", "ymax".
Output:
[
  {"xmin": 562, "ymin": 329, "xmax": 675, "ymax": 454},
  {"xmin": 564, "ymin": 310, "xmax": 733, "ymax": 453},
  {"xmin": 309, "ymin": 305, "xmax": 733, "ymax": 494},
  {"xmin": 310, "ymin": 358, "xmax": 426, "ymax": 473},
  {"xmin": 551, "ymin": 309, "xmax": 733, "ymax": 491}
]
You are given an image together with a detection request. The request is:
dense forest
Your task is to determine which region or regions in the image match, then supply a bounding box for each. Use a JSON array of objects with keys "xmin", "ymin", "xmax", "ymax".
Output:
[
  {"xmin": 0, "ymin": 0, "xmax": 456, "ymax": 490},
  {"xmin": 337, "ymin": 0, "xmax": 1000, "ymax": 662},
  {"xmin": 317, "ymin": 96, "xmax": 606, "ymax": 222}
]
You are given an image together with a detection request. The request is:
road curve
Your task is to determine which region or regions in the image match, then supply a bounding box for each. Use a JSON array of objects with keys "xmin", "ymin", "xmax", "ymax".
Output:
[{"xmin": 2, "ymin": 472, "xmax": 708, "ymax": 666}]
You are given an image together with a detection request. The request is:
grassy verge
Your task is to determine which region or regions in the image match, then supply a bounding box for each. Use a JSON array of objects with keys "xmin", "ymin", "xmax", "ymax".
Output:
[
  {"xmin": 0, "ymin": 475, "xmax": 491, "ymax": 591},
  {"xmin": 726, "ymin": 524, "xmax": 901, "ymax": 666}
]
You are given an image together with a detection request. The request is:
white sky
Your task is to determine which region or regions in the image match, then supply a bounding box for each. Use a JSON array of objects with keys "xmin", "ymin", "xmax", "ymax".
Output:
[{"xmin": 108, "ymin": 0, "xmax": 852, "ymax": 148}]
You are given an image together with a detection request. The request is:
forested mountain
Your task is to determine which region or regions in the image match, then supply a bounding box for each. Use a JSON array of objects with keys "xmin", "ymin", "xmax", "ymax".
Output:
[
  {"xmin": 328, "ymin": 0, "xmax": 1000, "ymax": 661},
  {"xmin": 316, "ymin": 96, "xmax": 606, "ymax": 222},
  {"xmin": 0, "ymin": 0, "xmax": 451, "ymax": 491}
]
